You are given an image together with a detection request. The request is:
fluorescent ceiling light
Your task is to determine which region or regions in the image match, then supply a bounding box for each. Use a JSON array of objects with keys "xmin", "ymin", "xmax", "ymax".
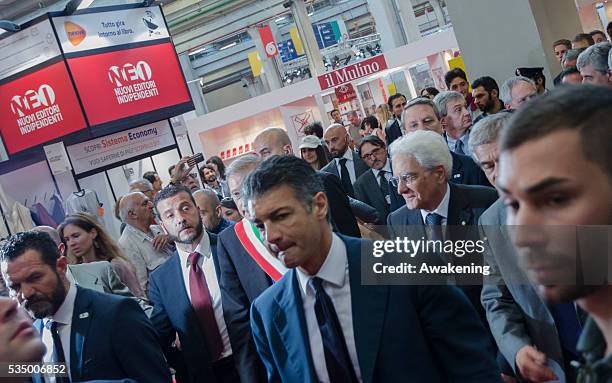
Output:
[
  {"xmin": 189, "ymin": 47, "xmax": 207, "ymax": 55},
  {"xmin": 219, "ymin": 42, "xmax": 237, "ymax": 50},
  {"xmin": 76, "ymin": 0, "xmax": 95, "ymax": 9},
  {"xmin": 275, "ymin": 16, "xmax": 286, "ymax": 23}
]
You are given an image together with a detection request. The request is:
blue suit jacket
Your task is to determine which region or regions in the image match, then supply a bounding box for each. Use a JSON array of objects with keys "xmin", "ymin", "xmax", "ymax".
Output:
[
  {"xmin": 148, "ymin": 232, "xmax": 223, "ymax": 383},
  {"xmin": 36, "ymin": 286, "xmax": 170, "ymax": 382},
  {"xmin": 250, "ymin": 235, "xmax": 502, "ymax": 383},
  {"xmin": 217, "ymin": 227, "xmax": 272, "ymax": 383}
]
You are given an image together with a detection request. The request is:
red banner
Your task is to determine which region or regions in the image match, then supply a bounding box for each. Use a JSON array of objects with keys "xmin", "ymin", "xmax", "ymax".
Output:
[
  {"xmin": 258, "ymin": 25, "xmax": 278, "ymax": 58},
  {"xmin": 66, "ymin": 42, "xmax": 191, "ymax": 127},
  {"xmin": 0, "ymin": 61, "xmax": 87, "ymax": 154},
  {"xmin": 318, "ymin": 54, "xmax": 388, "ymax": 90},
  {"xmin": 335, "ymin": 83, "xmax": 357, "ymax": 103}
]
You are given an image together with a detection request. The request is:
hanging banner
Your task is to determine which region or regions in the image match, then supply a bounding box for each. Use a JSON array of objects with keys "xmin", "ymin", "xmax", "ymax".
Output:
[
  {"xmin": 0, "ymin": 19, "xmax": 62, "ymax": 81},
  {"xmin": 248, "ymin": 51, "xmax": 263, "ymax": 77},
  {"xmin": 289, "ymin": 27, "xmax": 304, "ymax": 55},
  {"xmin": 0, "ymin": 61, "xmax": 87, "ymax": 154},
  {"xmin": 66, "ymin": 42, "xmax": 191, "ymax": 127},
  {"xmin": 258, "ymin": 25, "xmax": 278, "ymax": 58},
  {"xmin": 44, "ymin": 141, "xmax": 72, "ymax": 175},
  {"xmin": 318, "ymin": 54, "xmax": 388, "ymax": 90},
  {"xmin": 52, "ymin": 6, "xmax": 170, "ymax": 54},
  {"xmin": 66, "ymin": 120, "xmax": 175, "ymax": 175}
]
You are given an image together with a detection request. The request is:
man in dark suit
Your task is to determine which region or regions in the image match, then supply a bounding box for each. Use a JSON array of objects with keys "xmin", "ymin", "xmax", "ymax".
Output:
[
  {"xmin": 150, "ymin": 184, "xmax": 240, "ymax": 383},
  {"xmin": 253, "ymin": 127, "xmax": 360, "ymax": 237},
  {"xmin": 384, "ymin": 93, "xmax": 407, "ymax": 147},
  {"xmin": 389, "ymin": 96, "xmax": 491, "ymax": 212},
  {"xmin": 353, "ymin": 135, "xmax": 399, "ymax": 229},
  {"xmin": 386, "ymin": 131, "xmax": 498, "ymax": 331},
  {"xmin": 0, "ymin": 231, "xmax": 170, "ymax": 383},
  {"xmin": 320, "ymin": 124, "xmax": 369, "ymax": 197},
  {"xmin": 242, "ymin": 155, "xmax": 501, "ymax": 383}
]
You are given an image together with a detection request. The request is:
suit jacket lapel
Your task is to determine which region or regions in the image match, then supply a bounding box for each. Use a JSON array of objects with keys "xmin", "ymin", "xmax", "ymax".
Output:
[
  {"xmin": 273, "ymin": 271, "xmax": 317, "ymax": 383},
  {"xmin": 447, "ymin": 184, "xmax": 473, "ymax": 226},
  {"xmin": 345, "ymin": 237, "xmax": 388, "ymax": 383},
  {"xmin": 352, "ymin": 151, "xmax": 368, "ymax": 178},
  {"xmin": 71, "ymin": 287, "xmax": 93, "ymax": 380},
  {"xmin": 364, "ymin": 172, "xmax": 387, "ymax": 213}
]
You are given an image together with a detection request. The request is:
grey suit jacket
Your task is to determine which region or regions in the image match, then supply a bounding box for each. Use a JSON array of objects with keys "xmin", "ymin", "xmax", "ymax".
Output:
[
  {"xmin": 480, "ymin": 199, "xmax": 566, "ymax": 379},
  {"xmin": 68, "ymin": 262, "xmax": 153, "ymax": 317}
]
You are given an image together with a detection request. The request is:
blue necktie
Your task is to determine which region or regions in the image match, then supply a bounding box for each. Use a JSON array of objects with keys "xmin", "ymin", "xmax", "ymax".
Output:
[
  {"xmin": 46, "ymin": 320, "xmax": 70, "ymax": 383},
  {"xmin": 309, "ymin": 277, "xmax": 358, "ymax": 383},
  {"xmin": 425, "ymin": 213, "xmax": 444, "ymax": 242}
]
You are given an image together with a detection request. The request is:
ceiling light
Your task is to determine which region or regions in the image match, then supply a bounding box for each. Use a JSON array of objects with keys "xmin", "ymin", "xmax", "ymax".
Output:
[
  {"xmin": 189, "ymin": 47, "xmax": 207, "ymax": 56},
  {"xmin": 219, "ymin": 42, "xmax": 237, "ymax": 50},
  {"xmin": 275, "ymin": 17, "xmax": 286, "ymax": 23}
]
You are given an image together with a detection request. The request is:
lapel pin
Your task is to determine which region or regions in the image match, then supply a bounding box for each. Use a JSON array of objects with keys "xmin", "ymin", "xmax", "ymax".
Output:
[
  {"xmin": 79, "ymin": 312, "xmax": 89, "ymax": 319},
  {"xmin": 461, "ymin": 221, "xmax": 466, "ymax": 226},
  {"xmin": 454, "ymin": 174, "xmax": 461, "ymax": 178}
]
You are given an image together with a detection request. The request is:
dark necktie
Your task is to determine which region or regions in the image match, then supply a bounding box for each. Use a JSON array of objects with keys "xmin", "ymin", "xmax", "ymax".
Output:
[
  {"xmin": 378, "ymin": 170, "xmax": 390, "ymax": 204},
  {"xmin": 309, "ymin": 277, "xmax": 358, "ymax": 383},
  {"xmin": 188, "ymin": 252, "xmax": 224, "ymax": 362},
  {"xmin": 47, "ymin": 320, "xmax": 70, "ymax": 383},
  {"xmin": 455, "ymin": 140, "xmax": 465, "ymax": 155},
  {"xmin": 338, "ymin": 158, "xmax": 355, "ymax": 197},
  {"xmin": 425, "ymin": 212, "xmax": 444, "ymax": 242}
]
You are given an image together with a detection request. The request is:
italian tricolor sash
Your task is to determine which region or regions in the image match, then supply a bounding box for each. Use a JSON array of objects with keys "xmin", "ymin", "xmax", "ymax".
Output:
[{"xmin": 234, "ymin": 218, "xmax": 288, "ymax": 282}]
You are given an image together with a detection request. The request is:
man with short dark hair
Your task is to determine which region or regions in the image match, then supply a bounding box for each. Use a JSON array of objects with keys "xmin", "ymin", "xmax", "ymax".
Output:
[
  {"xmin": 330, "ymin": 109, "xmax": 343, "ymax": 125},
  {"xmin": 246, "ymin": 155, "xmax": 501, "ymax": 383},
  {"xmin": 143, "ymin": 171, "xmax": 162, "ymax": 198},
  {"xmin": 553, "ymin": 39, "xmax": 572, "ymax": 85},
  {"xmin": 150, "ymin": 184, "xmax": 240, "ymax": 383},
  {"xmin": 0, "ymin": 231, "xmax": 170, "ymax": 382},
  {"xmin": 572, "ymin": 33, "xmax": 595, "ymax": 49},
  {"xmin": 384, "ymin": 93, "xmax": 407, "ymax": 147},
  {"xmin": 590, "ymin": 30, "xmax": 608, "ymax": 44},
  {"xmin": 169, "ymin": 158, "xmax": 200, "ymax": 191},
  {"xmin": 444, "ymin": 67, "xmax": 479, "ymax": 119},
  {"xmin": 472, "ymin": 76, "xmax": 504, "ymax": 123},
  {"xmin": 354, "ymin": 135, "xmax": 400, "ymax": 227},
  {"xmin": 497, "ymin": 85, "xmax": 612, "ymax": 383},
  {"xmin": 560, "ymin": 66, "xmax": 583, "ymax": 84}
]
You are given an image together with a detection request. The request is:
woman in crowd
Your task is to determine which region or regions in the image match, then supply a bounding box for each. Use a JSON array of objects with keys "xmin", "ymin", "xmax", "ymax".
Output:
[
  {"xmin": 220, "ymin": 197, "xmax": 242, "ymax": 223},
  {"xmin": 299, "ymin": 135, "xmax": 329, "ymax": 171},
  {"xmin": 206, "ymin": 155, "xmax": 227, "ymax": 182},
  {"xmin": 375, "ymin": 104, "xmax": 392, "ymax": 139},
  {"xmin": 58, "ymin": 212, "xmax": 144, "ymax": 298},
  {"xmin": 420, "ymin": 86, "xmax": 440, "ymax": 99},
  {"xmin": 360, "ymin": 115, "xmax": 386, "ymax": 142}
]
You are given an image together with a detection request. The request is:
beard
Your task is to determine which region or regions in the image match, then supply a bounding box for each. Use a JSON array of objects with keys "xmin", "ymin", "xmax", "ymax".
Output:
[
  {"xmin": 169, "ymin": 220, "xmax": 204, "ymax": 244},
  {"xmin": 25, "ymin": 274, "xmax": 66, "ymax": 319}
]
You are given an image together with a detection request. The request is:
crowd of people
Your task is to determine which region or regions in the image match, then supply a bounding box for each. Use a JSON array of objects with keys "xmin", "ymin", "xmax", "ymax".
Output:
[{"xmin": 0, "ymin": 28, "xmax": 611, "ymax": 383}]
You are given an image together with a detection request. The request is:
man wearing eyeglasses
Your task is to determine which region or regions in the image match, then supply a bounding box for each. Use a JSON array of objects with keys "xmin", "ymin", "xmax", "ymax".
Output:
[
  {"xmin": 169, "ymin": 158, "xmax": 201, "ymax": 192},
  {"xmin": 354, "ymin": 135, "xmax": 400, "ymax": 231},
  {"xmin": 386, "ymin": 130, "xmax": 498, "ymax": 345}
]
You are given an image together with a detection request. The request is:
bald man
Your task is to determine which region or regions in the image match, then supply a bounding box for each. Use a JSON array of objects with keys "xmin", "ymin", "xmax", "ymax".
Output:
[
  {"xmin": 321, "ymin": 123, "xmax": 369, "ymax": 197},
  {"xmin": 193, "ymin": 189, "xmax": 234, "ymax": 235},
  {"xmin": 252, "ymin": 127, "xmax": 360, "ymax": 237},
  {"xmin": 118, "ymin": 192, "xmax": 172, "ymax": 296}
]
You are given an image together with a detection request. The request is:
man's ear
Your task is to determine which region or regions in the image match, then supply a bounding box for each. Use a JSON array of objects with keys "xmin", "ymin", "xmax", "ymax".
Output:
[
  {"xmin": 440, "ymin": 116, "xmax": 449, "ymax": 129},
  {"xmin": 56, "ymin": 255, "xmax": 68, "ymax": 275},
  {"xmin": 58, "ymin": 243, "xmax": 66, "ymax": 257},
  {"xmin": 215, "ymin": 205, "xmax": 223, "ymax": 219},
  {"xmin": 491, "ymin": 89, "xmax": 499, "ymax": 99},
  {"xmin": 312, "ymin": 191, "xmax": 329, "ymax": 221},
  {"xmin": 283, "ymin": 144, "xmax": 293, "ymax": 156}
]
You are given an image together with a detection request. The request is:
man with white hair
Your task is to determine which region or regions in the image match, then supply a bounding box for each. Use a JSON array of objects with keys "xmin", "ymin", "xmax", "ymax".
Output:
[
  {"xmin": 434, "ymin": 91, "xmax": 473, "ymax": 156},
  {"xmin": 576, "ymin": 42, "xmax": 612, "ymax": 86},
  {"xmin": 386, "ymin": 130, "xmax": 498, "ymax": 349},
  {"xmin": 118, "ymin": 192, "xmax": 172, "ymax": 296},
  {"xmin": 129, "ymin": 178, "xmax": 155, "ymax": 201},
  {"xmin": 500, "ymin": 76, "xmax": 538, "ymax": 110}
]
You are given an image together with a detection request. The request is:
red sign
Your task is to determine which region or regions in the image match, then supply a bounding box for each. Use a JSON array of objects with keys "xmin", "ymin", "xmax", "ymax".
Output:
[
  {"xmin": 258, "ymin": 25, "xmax": 278, "ymax": 58},
  {"xmin": 0, "ymin": 61, "xmax": 87, "ymax": 154},
  {"xmin": 335, "ymin": 83, "xmax": 357, "ymax": 103},
  {"xmin": 318, "ymin": 54, "xmax": 388, "ymax": 90},
  {"xmin": 66, "ymin": 42, "xmax": 191, "ymax": 127}
]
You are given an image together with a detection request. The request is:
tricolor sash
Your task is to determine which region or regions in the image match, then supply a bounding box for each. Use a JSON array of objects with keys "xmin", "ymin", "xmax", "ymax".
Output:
[{"xmin": 234, "ymin": 218, "xmax": 288, "ymax": 282}]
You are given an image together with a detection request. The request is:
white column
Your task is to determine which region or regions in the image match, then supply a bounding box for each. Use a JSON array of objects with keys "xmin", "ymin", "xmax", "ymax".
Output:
[
  {"xmin": 367, "ymin": 0, "xmax": 407, "ymax": 51},
  {"xmin": 290, "ymin": 0, "xmax": 325, "ymax": 76},
  {"xmin": 430, "ymin": 0, "xmax": 447, "ymax": 28},
  {"xmin": 396, "ymin": 0, "xmax": 422, "ymax": 42}
]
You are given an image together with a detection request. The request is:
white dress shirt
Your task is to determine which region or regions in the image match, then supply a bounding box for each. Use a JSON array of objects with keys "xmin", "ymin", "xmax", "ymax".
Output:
[
  {"xmin": 371, "ymin": 160, "xmax": 392, "ymax": 187},
  {"xmin": 420, "ymin": 183, "xmax": 450, "ymax": 226},
  {"xmin": 42, "ymin": 282, "xmax": 77, "ymax": 382},
  {"xmin": 177, "ymin": 234, "xmax": 232, "ymax": 359},
  {"xmin": 296, "ymin": 233, "xmax": 363, "ymax": 383},
  {"xmin": 334, "ymin": 149, "xmax": 357, "ymax": 184},
  {"xmin": 446, "ymin": 131, "xmax": 472, "ymax": 157}
]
